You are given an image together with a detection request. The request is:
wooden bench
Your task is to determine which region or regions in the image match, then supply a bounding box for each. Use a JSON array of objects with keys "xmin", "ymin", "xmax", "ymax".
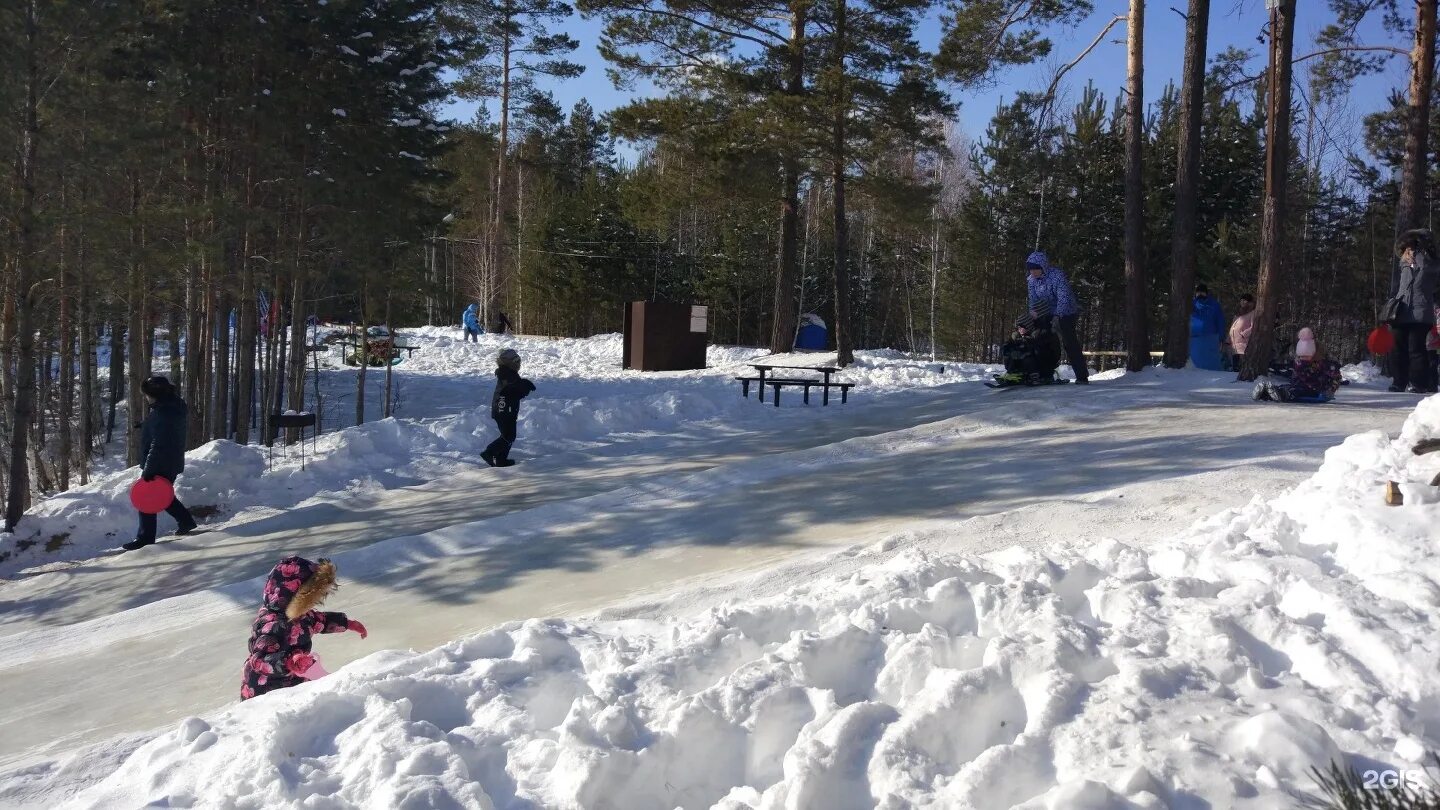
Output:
[{"xmin": 767, "ymin": 378, "xmax": 853, "ymax": 406}]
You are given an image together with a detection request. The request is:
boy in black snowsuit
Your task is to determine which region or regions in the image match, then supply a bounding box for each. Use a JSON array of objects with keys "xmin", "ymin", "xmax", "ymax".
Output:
[
  {"xmin": 998, "ymin": 300, "xmax": 1062, "ymax": 384},
  {"xmin": 481, "ymin": 348, "xmax": 535, "ymax": 467}
]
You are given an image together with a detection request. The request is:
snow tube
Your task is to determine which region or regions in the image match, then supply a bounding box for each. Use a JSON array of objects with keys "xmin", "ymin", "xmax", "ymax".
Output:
[
  {"xmin": 129, "ymin": 477, "xmax": 175, "ymax": 515},
  {"xmin": 1189, "ymin": 335, "xmax": 1224, "ymax": 371}
]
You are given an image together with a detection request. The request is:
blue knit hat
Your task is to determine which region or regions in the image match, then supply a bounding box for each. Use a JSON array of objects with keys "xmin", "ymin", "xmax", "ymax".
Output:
[{"xmin": 1025, "ymin": 251, "xmax": 1049, "ymax": 270}]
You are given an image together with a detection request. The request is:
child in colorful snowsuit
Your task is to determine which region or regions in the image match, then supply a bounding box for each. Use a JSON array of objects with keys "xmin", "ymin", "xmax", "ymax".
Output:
[
  {"xmin": 241, "ymin": 556, "xmax": 367, "ymax": 700},
  {"xmin": 481, "ymin": 348, "xmax": 536, "ymax": 467},
  {"xmin": 1252, "ymin": 328, "xmax": 1342, "ymax": 403}
]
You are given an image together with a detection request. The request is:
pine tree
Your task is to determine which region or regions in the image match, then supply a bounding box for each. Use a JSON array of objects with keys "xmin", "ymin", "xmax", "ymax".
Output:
[
  {"xmin": 1163, "ymin": 0, "xmax": 1211, "ymax": 368},
  {"xmin": 1123, "ymin": 0, "xmax": 1149, "ymax": 372},
  {"xmin": 1241, "ymin": 0, "xmax": 1298, "ymax": 382}
]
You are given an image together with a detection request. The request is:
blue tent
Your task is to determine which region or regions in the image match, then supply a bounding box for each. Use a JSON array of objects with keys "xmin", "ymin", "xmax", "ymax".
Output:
[{"xmin": 795, "ymin": 313, "xmax": 827, "ymax": 350}]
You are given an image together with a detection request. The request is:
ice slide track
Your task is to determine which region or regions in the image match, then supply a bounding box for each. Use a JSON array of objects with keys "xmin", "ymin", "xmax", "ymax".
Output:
[{"xmin": 0, "ymin": 380, "xmax": 1415, "ymax": 780}]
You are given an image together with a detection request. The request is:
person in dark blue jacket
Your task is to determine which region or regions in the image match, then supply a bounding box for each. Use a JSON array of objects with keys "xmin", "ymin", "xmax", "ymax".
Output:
[
  {"xmin": 124, "ymin": 376, "xmax": 198, "ymax": 550},
  {"xmin": 481, "ymin": 349, "xmax": 536, "ymax": 468},
  {"xmin": 1189, "ymin": 284, "xmax": 1227, "ymax": 371},
  {"xmin": 462, "ymin": 304, "xmax": 483, "ymax": 343}
]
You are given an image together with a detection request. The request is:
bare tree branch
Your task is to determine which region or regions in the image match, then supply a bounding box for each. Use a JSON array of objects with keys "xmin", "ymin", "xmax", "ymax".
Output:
[{"xmin": 1294, "ymin": 44, "xmax": 1411, "ymax": 62}]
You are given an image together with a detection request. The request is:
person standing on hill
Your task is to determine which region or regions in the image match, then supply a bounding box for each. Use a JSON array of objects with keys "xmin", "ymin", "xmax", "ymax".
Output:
[
  {"xmin": 1389, "ymin": 229, "xmax": 1439, "ymax": 394},
  {"xmin": 1025, "ymin": 251, "xmax": 1088, "ymax": 385},
  {"xmin": 124, "ymin": 376, "xmax": 198, "ymax": 551},
  {"xmin": 493, "ymin": 312, "xmax": 513, "ymax": 335},
  {"xmin": 462, "ymin": 303, "xmax": 483, "ymax": 343},
  {"xmin": 1227, "ymin": 293, "xmax": 1255, "ymax": 372},
  {"xmin": 1189, "ymin": 284, "xmax": 1227, "ymax": 371},
  {"xmin": 481, "ymin": 348, "xmax": 536, "ymax": 468}
]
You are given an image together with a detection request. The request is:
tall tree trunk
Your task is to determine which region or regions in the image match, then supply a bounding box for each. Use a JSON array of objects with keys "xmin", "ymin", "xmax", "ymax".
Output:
[
  {"xmin": 213, "ymin": 288, "xmax": 231, "ymax": 440},
  {"xmin": 4, "ymin": 0, "xmax": 40, "ymax": 531},
  {"xmin": 1123, "ymin": 0, "xmax": 1150, "ymax": 373},
  {"xmin": 78, "ymin": 246, "xmax": 94, "ymax": 485},
  {"xmin": 1163, "ymin": 0, "xmax": 1210, "ymax": 369},
  {"xmin": 59, "ymin": 222, "xmax": 73, "ymax": 492},
  {"xmin": 770, "ymin": 2, "xmax": 807, "ymax": 354},
  {"xmin": 1240, "ymin": 0, "xmax": 1297, "ymax": 382},
  {"xmin": 126, "ymin": 178, "xmax": 146, "ymax": 468},
  {"xmin": 383, "ymin": 293, "xmax": 394, "ymax": 419},
  {"xmin": 106, "ymin": 321, "xmax": 123, "ymax": 444},
  {"xmin": 235, "ymin": 244, "xmax": 257, "ymax": 444},
  {"xmin": 830, "ymin": 0, "xmax": 855, "ymax": 367},
  {"xmin": 355, "ymin": 293, "xmax": 368, "ymax": 427},
  {"xmin": 1394, "ymin": 0, "xmax": 1437, "ymax": 261},
  {"xmin": 491, "ymin": 19, "xmax": 513, "ymax": 327},
  {"xmin": 184, "ymin": 261, "xmax": 207, "ymax": 449},
  {"xmin": 167, "ymin": 308, "xmax": 182, "ymax": 386}
]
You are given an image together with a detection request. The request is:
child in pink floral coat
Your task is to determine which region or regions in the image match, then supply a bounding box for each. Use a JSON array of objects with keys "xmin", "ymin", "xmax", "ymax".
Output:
[{"xmin": 240, "ymin": 556, "xmax": 367, "ymax": 700}]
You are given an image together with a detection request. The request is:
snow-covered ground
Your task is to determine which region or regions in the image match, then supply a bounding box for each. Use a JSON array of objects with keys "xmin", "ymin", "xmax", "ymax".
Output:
[
  {"xmin": 0, "ymin": 329, "xmax": 998, "ymax": 577},
  {"xmin": 0, "ymin": 329, "xmax": 1433, "ymax": 809}
]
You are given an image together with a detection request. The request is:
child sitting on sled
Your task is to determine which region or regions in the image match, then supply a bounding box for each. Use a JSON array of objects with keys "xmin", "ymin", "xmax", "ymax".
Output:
[
  {"xmin": 1252, "ymin": 328, "xmax": 1342, "ymax": 404},
  {"xmin": 992, "ymin": 300, "xmax": 1063, "ymax": 386},
  {"xmin": 241, "ymin": 556, "xmax": 367, "ymax": 700}
]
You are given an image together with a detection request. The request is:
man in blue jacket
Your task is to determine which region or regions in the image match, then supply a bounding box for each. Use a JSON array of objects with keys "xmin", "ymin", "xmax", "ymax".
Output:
[
  {"xmin": 1025, "ymin": 251, "xmax": 1088, "ymax": 385},
  {"xmin": 462, "ymin": 303, "xmax": 483, "ymax": 343},
  {"xmin": 1189, "ymin": 284, "xmax": 1227, "ymax": 371}
]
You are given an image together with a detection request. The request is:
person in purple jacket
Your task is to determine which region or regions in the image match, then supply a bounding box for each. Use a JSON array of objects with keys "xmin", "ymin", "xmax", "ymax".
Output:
[{"xmin": 1025, "ymin": 251, "xmax": 1088, "ymax": 385}]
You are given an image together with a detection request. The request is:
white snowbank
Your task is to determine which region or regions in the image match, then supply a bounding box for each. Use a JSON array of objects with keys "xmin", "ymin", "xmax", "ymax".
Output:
[
  {"xmin": 0, "ymin": 330, "xmax": 997, "ymax": 576},
  {"xmin": 50, "ymin": 396, "xmax": 1440, "ymax": 809}
]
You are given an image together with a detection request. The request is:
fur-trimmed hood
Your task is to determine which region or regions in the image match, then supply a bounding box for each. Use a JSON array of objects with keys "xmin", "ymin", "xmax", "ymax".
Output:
[
  {"xmin": 261, "ymin": 556, "xmax": 337, "ymax": 620},
  {"xmin": 1396, "ymin": 228, "xmax": 1438, "ymax": 260}
]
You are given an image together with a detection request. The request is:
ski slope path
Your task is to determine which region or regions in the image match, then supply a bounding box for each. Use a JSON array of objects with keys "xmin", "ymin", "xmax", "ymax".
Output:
[{"xmin": 0, "ymin": 375, "xmax": 1414, "ymax": 780}]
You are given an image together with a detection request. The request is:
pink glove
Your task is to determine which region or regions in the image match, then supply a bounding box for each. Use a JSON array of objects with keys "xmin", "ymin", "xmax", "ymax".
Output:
[
  {"xmin": 347, "ymin": 619, "xmax": 368, "ymax": 639},
  {"xmin": 286, "ymin": 651, "xmax": 316, "ymax": 676}
]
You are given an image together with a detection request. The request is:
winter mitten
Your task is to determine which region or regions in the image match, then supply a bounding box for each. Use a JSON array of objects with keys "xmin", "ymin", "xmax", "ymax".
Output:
[
  {"xmin": 286, "ymin": 651, "xmax": 316, "ymax": 676},
  {"xmin": 347, "ymin": 619, "xmax": 368, "ymax": 639}
]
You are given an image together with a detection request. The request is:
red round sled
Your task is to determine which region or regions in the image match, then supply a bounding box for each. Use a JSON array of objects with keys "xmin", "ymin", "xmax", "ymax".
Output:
[{"xmin": 129, "ymin": 477, "xmax": 175, "ymax": 515}]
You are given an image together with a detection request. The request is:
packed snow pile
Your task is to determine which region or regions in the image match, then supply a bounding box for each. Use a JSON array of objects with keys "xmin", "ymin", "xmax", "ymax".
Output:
[
  {"xmin": 52, "ymin": 396, "xmax": 1440, "ymax": 809},
  {"xmin": 0, "ymin": 329, "xmax": 997, "ymax": 576}
]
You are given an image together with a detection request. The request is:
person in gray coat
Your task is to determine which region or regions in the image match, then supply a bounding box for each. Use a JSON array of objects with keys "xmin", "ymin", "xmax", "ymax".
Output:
[
  {"xmin": 1389, "ymin": 229, "xmax": 1440, "ymax": 394},
  {"xmin": 124, "ymin": 376, "xmax": 199, "ymax": 550}
]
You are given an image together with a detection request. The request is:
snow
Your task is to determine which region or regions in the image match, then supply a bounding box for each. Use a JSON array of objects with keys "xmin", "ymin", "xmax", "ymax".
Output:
[
  {"xmin": 0, "ymin": 329, "xmax": 996, "ymax": 577},
  {"xmin": 14, "ymin": 394, "xmax": 1438, "ymax": 808},
  {"xmin": 332, "ymin": 108, "xmax": 347, "ymax": 117},
  {"xmin": 338, "ymin": 45, "xmax": 360, "ymax": 57},
  {"xmin": 0, "ymin": 326, "xmax": 1434, "ymax": 809}
]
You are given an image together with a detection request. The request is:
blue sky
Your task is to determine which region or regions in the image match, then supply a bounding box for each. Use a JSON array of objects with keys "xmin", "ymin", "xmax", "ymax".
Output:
[{"xmin": 446, "ymin": 0, "xmax": 1409, "ymax": 161}]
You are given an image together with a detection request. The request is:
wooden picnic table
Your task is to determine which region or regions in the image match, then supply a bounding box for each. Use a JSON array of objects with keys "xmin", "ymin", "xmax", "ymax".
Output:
[{"xmin": 336, "ymin": 335, "xmax": 420, "ymax": 366}]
